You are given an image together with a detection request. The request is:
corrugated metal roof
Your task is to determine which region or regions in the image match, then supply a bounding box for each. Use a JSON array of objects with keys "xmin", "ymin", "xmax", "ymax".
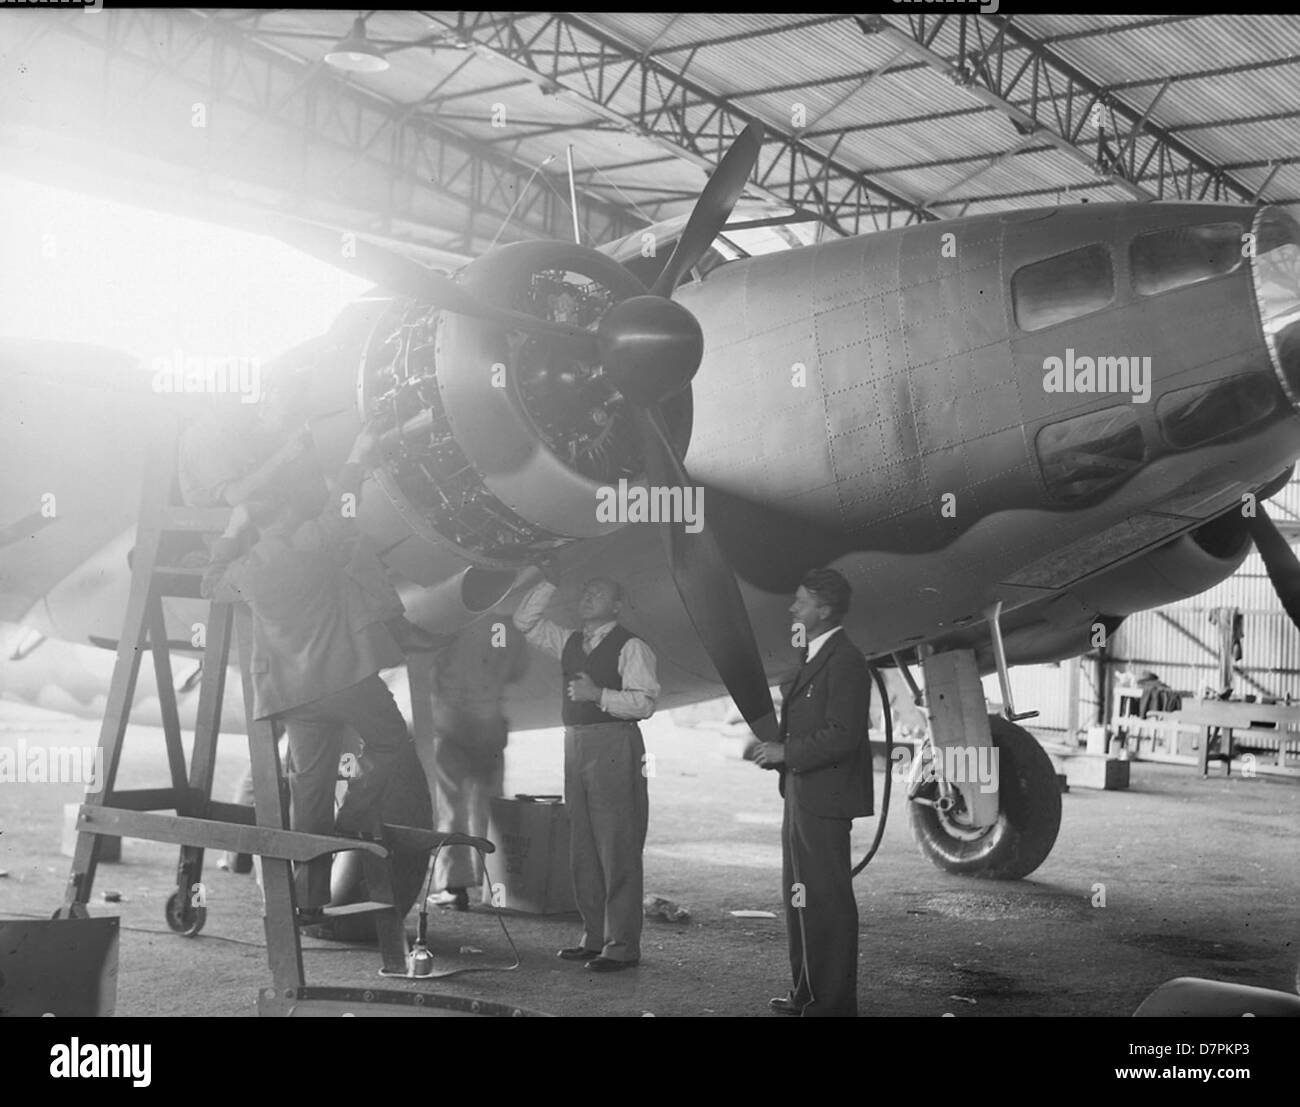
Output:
[{"xmin": 222, "ymin": 11, "xmax": 1300, "ymax": 246}]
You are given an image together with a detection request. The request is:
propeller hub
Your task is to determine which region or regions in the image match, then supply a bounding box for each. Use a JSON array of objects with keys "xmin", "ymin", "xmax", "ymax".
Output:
[{"xmin": 597, "ymin": 295, "xmax": 703, "ymax": 407}]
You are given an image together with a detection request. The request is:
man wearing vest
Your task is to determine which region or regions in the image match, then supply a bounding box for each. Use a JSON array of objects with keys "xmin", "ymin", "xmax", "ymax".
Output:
[
  {"xmin": 754, "ymin": 568, "xmax": 873, "ymax": 1017},
  {"xmin": 513, "ymin": 576, "xmax": 659, "ymax": 972}
]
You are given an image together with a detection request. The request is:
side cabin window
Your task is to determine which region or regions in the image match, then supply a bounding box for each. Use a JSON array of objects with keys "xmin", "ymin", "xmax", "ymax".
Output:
[
  {"xmin": 1036, "ymin": 406, "xmax": 1145, "ymax": 503},
  {"xmin": 1157, "ymin": 374, "xmax": 1280, "ymax": 449},
  {"xmin": 1012, "ymin": 244, "xmax": 1114, "ymax": 332},
  {"xmin": 1131, "ymin": 222, "xmax": 1243, "ymax": 296}
]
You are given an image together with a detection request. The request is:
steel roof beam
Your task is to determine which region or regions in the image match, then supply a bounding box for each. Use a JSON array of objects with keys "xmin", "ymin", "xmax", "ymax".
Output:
[
  {"xmin": 8, "ymin": 10, "xmax": 643, "ymax": 256},
  {"xmin": 860, "ymin": 13, "xmax": 1265, "ymax": 207},
  {"xmin": 642, "ymin": 15, "xmax": 849, "ymax": 57},
  {"xmin": 421, "ymin": 11, "xmax": 934, "ymax": 237}
]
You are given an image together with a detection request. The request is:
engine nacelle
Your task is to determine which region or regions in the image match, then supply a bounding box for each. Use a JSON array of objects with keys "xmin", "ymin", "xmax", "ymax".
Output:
[
  {"xmin": 358, "ymin": 241, "xmax": 690, "ymax": 568},
  {"xmin": 1070, "ymin": 510, "xmax": 1254, "ymax": 618},
  {"xmin": 926, "ymin": 511, "xmax": 1257, "ymax": 672}
]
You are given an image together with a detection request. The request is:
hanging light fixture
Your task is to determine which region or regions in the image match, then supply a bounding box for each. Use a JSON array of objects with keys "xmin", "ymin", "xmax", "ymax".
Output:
[{"xmin": 325, "ymin": 15, "xmax": 390, "ymax": 74}]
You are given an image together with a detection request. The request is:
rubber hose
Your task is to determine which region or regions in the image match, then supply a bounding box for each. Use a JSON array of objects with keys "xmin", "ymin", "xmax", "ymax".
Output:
[{"xmin": 852, "ymin": 664, "xmax": 892, "ymax": 877}]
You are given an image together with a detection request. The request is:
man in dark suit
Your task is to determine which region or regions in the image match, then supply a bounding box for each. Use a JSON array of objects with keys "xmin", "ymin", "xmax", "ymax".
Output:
[{"xmin": 754, "ymin": 567, "xmax": 873, "ymax": 1017}]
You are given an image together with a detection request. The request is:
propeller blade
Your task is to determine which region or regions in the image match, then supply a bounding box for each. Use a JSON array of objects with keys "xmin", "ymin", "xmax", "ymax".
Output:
[
  {"xmin": 272, "ymin": 216, "xmax": 456, "ymax": 298},
  {"xmin": 273, "ymin": 219, "xmax": 599, "ymax": 355},
  {"xmin": 632, "ymin": 407, "xmax": 779, "ymax": 743},
  {"xmin": 1247, "ymin": 505, "xmax": 1300, "ymax": 630},
  {"xmin": 650, "ymin": 122, "xmax": 765, "ymax": 298}
]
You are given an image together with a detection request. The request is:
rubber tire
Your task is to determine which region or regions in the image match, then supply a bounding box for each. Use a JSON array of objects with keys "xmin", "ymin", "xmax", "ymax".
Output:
[
  {"xmin": 310, "ymin": 742, "xmax": 434, "ymax": 943},
  {"xmin": 164, "ymin": 890, "xmax": 207, "ymax": 937},
  {"xmin": 908, "ymin": 714, "xmax": 1061, "ymax": 880}
]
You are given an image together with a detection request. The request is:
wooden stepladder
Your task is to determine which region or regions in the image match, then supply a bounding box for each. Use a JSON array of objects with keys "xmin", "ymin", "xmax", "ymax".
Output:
[{"xmin": 57, "ymin": 419, "xmax": 490, "ymax": 1016}]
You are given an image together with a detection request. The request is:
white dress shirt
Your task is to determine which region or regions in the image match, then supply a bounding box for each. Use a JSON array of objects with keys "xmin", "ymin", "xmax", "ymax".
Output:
[
  {"xmin": 512, "ymin": 580, "xmax": 660, "ymax": 720},
  {"xmin": 804, "ymin": 624, "xmax": 842, "ymax": 663}
]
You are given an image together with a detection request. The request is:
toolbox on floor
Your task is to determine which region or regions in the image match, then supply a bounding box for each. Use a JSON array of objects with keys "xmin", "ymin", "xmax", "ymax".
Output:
[{"xmin": 485, "ymin": 795, "xmax": 575, "ymax": 915}]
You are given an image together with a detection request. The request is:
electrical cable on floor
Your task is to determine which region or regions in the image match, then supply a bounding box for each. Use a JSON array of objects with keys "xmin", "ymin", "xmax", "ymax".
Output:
[
  {"xmin": 419, "ymin": 842, "xmax": 521, "ymax": 977},
  {"xmin": 377, "ymin": 840, "xmax": 520, "ymax": 979}
]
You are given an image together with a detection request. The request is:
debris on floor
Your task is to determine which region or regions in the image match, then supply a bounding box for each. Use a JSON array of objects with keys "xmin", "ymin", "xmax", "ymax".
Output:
[{"xmin": 644, "ymin": 895, "xmax": 691, "ymax": 921}]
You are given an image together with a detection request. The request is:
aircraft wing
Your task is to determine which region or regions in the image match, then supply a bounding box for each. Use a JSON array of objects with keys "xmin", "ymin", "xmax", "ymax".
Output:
[{"xmin": 0, "ymin": 339, "xmax": 171, "ymax": 626}]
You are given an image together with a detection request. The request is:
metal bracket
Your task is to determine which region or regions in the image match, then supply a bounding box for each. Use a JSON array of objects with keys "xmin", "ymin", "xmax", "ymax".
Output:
[
  {"xmin": 890, "ymin": 651, "xmax": 926, "ymax": 708},
  {"xmin": 983, "ymin": 601, "xmax": 1039, "ymax": 723}
]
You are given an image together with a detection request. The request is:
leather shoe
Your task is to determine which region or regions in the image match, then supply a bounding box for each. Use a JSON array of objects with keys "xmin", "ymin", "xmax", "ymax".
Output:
[
  {"xmin": 768, "ymin": 995, "xmax": 804, "ymax": 1015},
  {"xmin": 585, "ymin": 956, "xmax": 639, "ymax": 973},
  {"xmin": 557, "ymin": 946, "xmax": 602, "ymax": 961},
  {"xmin": 428, "ymin": 887, "xmax": 469, "ymax": 912}
]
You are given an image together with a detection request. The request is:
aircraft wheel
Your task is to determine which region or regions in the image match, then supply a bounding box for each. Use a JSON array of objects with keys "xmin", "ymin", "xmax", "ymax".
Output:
[
  {"xmin": 908, "ymin": 714, "xmax": 1061, "ymax": 880},
  {"xmin": 307, "ymin": 742, "xmax": 433, "ymax": 943},
  {"xmin": 164, "ymin": 890, "xmax": 206, "ymax": 937}
]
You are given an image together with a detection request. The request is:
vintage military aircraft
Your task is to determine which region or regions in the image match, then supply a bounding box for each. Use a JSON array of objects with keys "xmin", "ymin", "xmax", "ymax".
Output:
[{"xmin": 6, "ymin": 122, "xmax": 1300, "ymax": 912}]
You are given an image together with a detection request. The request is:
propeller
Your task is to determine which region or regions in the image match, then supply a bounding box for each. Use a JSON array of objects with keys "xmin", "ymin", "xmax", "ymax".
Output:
[
  {"xmin": 593, "ymin": 121, "xmax": 780, "ymax": 744},
  {"xmin": 274, "ymin": 123, "xmax": 779, "ymax": 745},
  {"xmin": 1246, "ymin": 505, "xmax": 1300, "ymax": 630},
  {"xmin": 634, "ymin": 405, "xmax": 780, "ymax": 743},
  {"xmin": 651, "ymin": 123, "xmax": 766, "ymax": 298}
]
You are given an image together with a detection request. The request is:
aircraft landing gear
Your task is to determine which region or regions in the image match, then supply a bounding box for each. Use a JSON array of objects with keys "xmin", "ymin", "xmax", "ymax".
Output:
[{"xmin": 908, "ymin": 714, "xmax": 1062, "ymax": 880}]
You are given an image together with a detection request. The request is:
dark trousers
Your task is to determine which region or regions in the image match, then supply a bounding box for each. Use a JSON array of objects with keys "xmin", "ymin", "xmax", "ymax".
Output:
[
  {"xmin": 276, "ymin": 674, "xmax": 412, "ymax": 908},
  {"xmin": 782, "ymin": 787, "xmax": 859, "ymax": 1016},
  {"xmin": 564, "ymin": 722, "xmax": 649, "ymax": 962}
]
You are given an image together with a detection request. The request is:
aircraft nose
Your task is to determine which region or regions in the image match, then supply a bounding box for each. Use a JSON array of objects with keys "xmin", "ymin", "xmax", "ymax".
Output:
[{"xmin": 1251, "ymin": 207, "xmax": 1300, "ymax": 410}]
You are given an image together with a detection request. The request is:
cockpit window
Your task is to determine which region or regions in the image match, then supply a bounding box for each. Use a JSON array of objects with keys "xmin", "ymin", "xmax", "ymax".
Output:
[
  {"xmin": 1012, "ymin": 244, "xmax": 1115, "ymax": 332},
  {"xmin": 1157, "ymin": 375, "xmax": 1280, "ymax": 449},
  {"xmin": 1131, "ymin": 222, "xmax": 1243, "ymax": 296},
  {"xmin": 1036, "ymin": 406, "xmax": 1145, "ymax": 503}
]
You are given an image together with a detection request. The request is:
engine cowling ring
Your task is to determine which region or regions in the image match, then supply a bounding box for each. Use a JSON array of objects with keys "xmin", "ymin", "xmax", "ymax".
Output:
[{"xmin": 358, "ymin": 242, "xmax": 692, "ymax": 567}]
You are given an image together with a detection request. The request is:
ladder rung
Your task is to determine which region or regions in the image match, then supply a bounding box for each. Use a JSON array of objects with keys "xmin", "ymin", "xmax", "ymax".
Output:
[
  {"xmin": 314, "ymin": 901, "xmax": 396, "ymax": 921},
  {"xmin": 99, "ymin": 786, "xmax": 196, "ymax": 812},
  {"xmin": 207, "ymin": 800, "xmax": 256, "ymax": 826},
  {"xmin": 149, "ymin": 571, "xmax": 206, "ymax": 599},
  {"xmin": 76, "ymin": 808, "xmax": 389, "ymax": 862}
]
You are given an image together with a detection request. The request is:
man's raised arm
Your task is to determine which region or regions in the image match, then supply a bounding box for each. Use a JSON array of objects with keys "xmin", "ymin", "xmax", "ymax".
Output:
[{"xmin": 512, "ymin": 579, "xmax": 568, "ymax": 660}]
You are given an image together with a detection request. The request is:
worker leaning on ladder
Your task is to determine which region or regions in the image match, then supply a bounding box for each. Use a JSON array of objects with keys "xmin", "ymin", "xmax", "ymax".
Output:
[{"xmin": 201, "ymin": 422, "xmax": 413, "ymax": 914}]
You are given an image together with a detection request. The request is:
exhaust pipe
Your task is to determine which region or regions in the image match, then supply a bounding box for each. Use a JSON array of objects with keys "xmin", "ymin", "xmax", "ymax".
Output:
[{"xmin": 398, "ymin": 566, "xmax": 524, "ymax": 634}]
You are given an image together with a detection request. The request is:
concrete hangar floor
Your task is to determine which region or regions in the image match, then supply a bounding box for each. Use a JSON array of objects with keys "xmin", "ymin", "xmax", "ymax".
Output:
[{"xmin": 1, "ymin": 700, "xmax": 1296, "ymax": 1017}]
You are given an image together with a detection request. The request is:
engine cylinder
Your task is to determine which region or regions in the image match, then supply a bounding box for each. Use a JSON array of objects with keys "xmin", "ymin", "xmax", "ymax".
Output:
[{"xmin": 358, "ymin": 242, "xmax": 691, "ymax": 567}]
